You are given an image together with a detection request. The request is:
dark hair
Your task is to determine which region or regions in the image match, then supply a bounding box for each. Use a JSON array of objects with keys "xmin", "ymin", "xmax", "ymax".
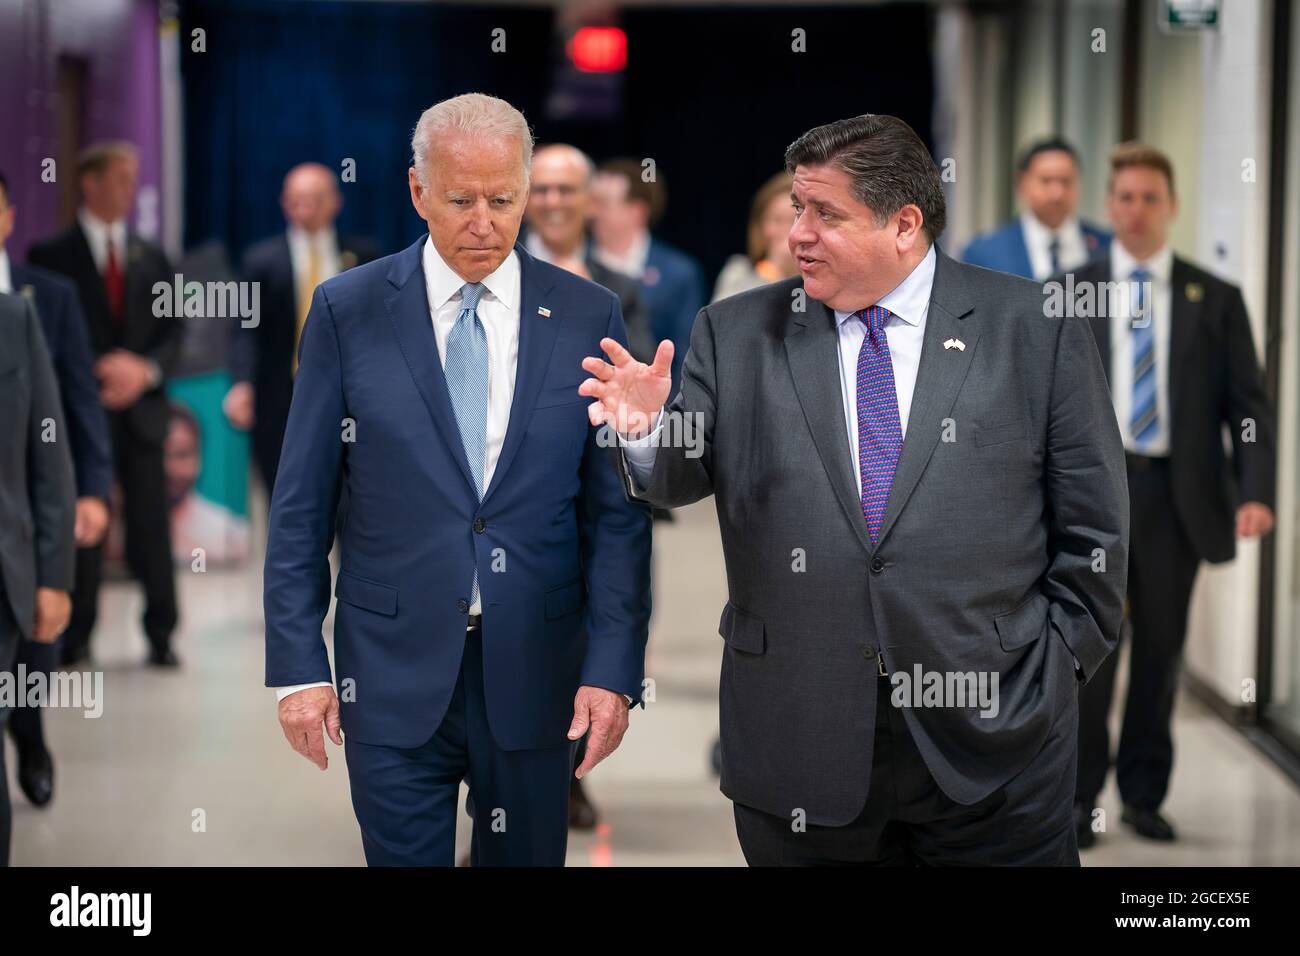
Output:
[
  {"xmin": 0, "ymin": 170, "xmax": 9, "ymax": 207},
  {"xmin": 784, "ymin": 114, "xmax": 946, "ymax": 243},
  {"xmin": 1109, "ymin": 141, "xmax": 1176, "ymax": 196},
  {"xmin": 1016, "ymin": 138, "xmax": 1081, "ymax": 175},
  {"xmin": 597, "ymin": 157, "xmax": 667, "ymax": 225}
]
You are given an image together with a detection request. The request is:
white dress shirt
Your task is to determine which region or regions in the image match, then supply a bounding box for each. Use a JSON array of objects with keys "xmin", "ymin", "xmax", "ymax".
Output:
[
  {"xmin": 78, "ymin": 207, "xmax": 128, "ymax": 274},
  {"xmin": 591, "ymin": 229, "xmax": 650, "ymax": 279},
  {"xmin": 1021, "ymin": 211, "xmax": 1090, "ymax": 281},
  {"xmin": 1107, "ymin": 243, "xmax": 1174, "ymax": 456},
  {"xmin": 624, "ymin": 244, "xmax": 937, "ymax": 497},
  {"xmin": 0, "ymin": 248, "xmax": 12, "ymax": 293},
  {"xmin": 288, "ymin": 226, "xmax": 342, "ymax": 300},
  {"xmin": 274, "ymin": 237, "xmax": 521, "ymax": 702}
]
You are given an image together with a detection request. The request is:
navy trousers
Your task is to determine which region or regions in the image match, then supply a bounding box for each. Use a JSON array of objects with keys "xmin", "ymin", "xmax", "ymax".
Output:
[{"xmin": 344, "ymin": 623, "xmax": 577, "ymax": 866}]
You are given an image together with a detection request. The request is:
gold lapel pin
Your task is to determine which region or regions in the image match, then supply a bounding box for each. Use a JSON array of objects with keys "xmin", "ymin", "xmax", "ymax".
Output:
[
  {"xmin": 1185, "ymin": 282, "xmax": 1203, "ymax": 303},
  {"xmin": 537, "ymin": 306, "xmax": 551, "ymax": 317}
]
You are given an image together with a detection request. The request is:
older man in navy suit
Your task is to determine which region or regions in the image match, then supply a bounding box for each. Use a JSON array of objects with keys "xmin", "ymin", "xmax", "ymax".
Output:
[{"xmin": 265, "ymin": 94, "xmax": 652, "ymax": 866}]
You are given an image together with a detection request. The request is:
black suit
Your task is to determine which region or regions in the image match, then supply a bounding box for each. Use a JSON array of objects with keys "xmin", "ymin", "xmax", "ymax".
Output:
[
  {"xmin": 1067, "ymin": 254, "xmax": 1276, "ymax": 814},
  {"xmin": 230, "ymin": 232, "xmax": 376, "ymax": 492},
  {"xmin": 28, "ymin": 222, "xmax": 182, "ymax": 659},
  {"xmin": 0, "ymin": 293, "xmax": 76, "ymax": 864},
  {"xmin": 6, "ymin": 261, "xmax": 113, "ymax": 756}
]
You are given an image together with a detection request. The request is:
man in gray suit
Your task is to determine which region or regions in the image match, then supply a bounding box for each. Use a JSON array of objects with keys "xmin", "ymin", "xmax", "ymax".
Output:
[
  {"xmin": 0, "ymin": 292, "xmax": 77, "ymax": 865},
  {"xmin": 579, "ymin": 114, "xmax": 1129, "ymax": 865}
]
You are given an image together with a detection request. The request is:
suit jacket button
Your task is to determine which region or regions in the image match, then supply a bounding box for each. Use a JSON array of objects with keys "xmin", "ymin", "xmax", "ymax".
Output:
[
  {"xmin": 861, "ymin": 644, "xmax": 875, "ymax": 660},
  {"xmin": 457, "ymin": 599, "xmax": 469, "ymax": 613},
  {"xmin": 870, "ymin": 558, "xmax": 884, "ymax": 574},
  {"xmin": 473, "ymin": 517, "xmax": 487, "ymax": 534}
]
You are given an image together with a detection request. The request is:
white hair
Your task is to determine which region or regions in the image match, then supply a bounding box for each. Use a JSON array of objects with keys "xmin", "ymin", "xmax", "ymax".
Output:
[{"xmin": 411, "ymin": 93, "xmax": 534, "ymax": 186}]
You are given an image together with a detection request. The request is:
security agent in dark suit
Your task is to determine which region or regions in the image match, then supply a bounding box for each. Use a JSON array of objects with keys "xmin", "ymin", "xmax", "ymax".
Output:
[
  {"xmin": 27, "ymin": 142, "xmax": 183, "ymax": 668},
  {"xmin": 223, "ymin": 163, "xmax": 377, "ymax": 493},
  {"xmin": 0, "ymin": 171, "xmax": 113, "ymax": 807},
  {"xmin": 0, "ymin": 292, "xmax": 77, "ymax": 865},
  {"xmin": 583, "ymin": 114, "xmax": 1129, "ymax": 865},
  {"xmin": 1063, "ymin": 143, "xmax": 1276, "ymax": 846}
]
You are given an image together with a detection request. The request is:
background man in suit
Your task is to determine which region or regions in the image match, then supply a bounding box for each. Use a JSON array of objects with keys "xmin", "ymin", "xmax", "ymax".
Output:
[
  {"xmin": 523, "ymin": 141, "xmax": 657, "ymax": 832},
  {"xmin": 581, "ymin": 114, "xmax": 1129, "ymax": 865},
  {"xmin": 265, "ymin": 94, "xmax": 652, "ymax": 867},
  {"xmin": 1067, "ymin": 142, "xmax": 1275, "ymax": 847},
  {"xmin": 28, "ymin": 142, "xmax": 183, "ymax": 668},
  {"xmin": 963, "ymin": 138, "xmax": 1110, "ymax": 280},
  {"xmin": 0, "ymin": 292, "xmax": 76, "ymax": 865},
  {"xmin": 0, "ymin": 171, "xmax": 112, "ymax": 807},
  {"xmin": 223, "ymin": 162, "xmax": 377, "ymax": 493},
  {"xmin": 589, "ymin": 158, "xmax": 706, "ymax": 393}
]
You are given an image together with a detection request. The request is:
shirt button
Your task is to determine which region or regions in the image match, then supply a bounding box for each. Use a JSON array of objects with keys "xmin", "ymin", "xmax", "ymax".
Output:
[
  {"xmin": 473, "ymin": 517, "xmax": 487, "ymax": 534},
  {"xmin": 456, "ymin": 599, "xmax": 469, "ymax": 613}
]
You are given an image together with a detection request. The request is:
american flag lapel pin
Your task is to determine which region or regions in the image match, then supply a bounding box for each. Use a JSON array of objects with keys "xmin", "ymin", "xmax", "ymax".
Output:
[{"xmin": 537, "ymin": 306, "xmax": 551, "ymax": 317}]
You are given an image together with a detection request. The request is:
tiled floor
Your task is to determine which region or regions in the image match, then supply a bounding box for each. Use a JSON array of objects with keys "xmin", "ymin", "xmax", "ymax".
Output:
[{"xmin": 8, "ymin": 501, "xmax": 1300, "ymax": 865}]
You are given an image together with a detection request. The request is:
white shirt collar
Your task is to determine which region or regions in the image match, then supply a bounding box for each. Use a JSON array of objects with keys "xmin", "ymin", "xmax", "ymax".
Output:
[
  {"xmin": 834, "ymin": 243, "xmax": 937, "ymax": 327},
  {"xmin": 1111, "ymin": 241, "xmax": 1172, "ymax": 282},
  {"xmin": 0, "ymin": 248, "xmax": 11, "ymax": 294},
  {"xmin": 78, "ymin": 207, "xmax": 127, "ymax": 249},
  {"xmin": 287, "ymin": 225, "xmax": 338, "ymax": 253},
  {"xmin": 1020, "ymin": 210, "xmax": 1082, "ymax": 247},
  {"xmin": 592, "ymin": 229, "xmax": 650, "ymax": 278},
  {"xmin": 421, "ymin": 235, "xmax": 519, "ymax": 313}
]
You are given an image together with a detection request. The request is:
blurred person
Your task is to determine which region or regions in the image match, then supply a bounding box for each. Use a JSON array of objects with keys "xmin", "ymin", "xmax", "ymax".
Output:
[
  {"xmin": 589, "ymin": 158, "xmax": 705, "ymax": 392},
  {"xmin": 712, "ymin": 172, "xmax": 798, "ymax": 301},
  {"xmin": 583, "ymin": 114, "xmax": 1128, "ymax": 865},
  {"xmin": 524, "ymin": 142, "xmax": 655, "ymax": 832},
  {"xmin": 223, "ymin": 163, "xmax": 377, "ymax": 494},
  {"xmin": 28, "ymin": 142, "xmax": 182, "ymax": 668},
  {"xmin": 963, "ymin": 138, "xmax": 1110, "ymax": 280},
  {"xmin": 0, "ymin": 292, "xmax": 76, "ymax": 864},
  {"xmin": 166, "ymin": 403, "xmax": 248, "ymax": 564},
  {"xmin": 264, "ymin": 94, "xmax": 652, "ymax": 866},
  {"xmin": 1068, "ymin": 143, "xmax": 1275, "ymax": 847},
  {"xmin": 0, "ymin": 171, "xmax": 112, "ymax": 807}
]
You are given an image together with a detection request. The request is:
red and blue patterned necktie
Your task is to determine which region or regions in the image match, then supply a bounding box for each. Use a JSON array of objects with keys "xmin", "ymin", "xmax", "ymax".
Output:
[{"xmin": 855, "ymin": 305, "xmax": 903, "ymax": 542}]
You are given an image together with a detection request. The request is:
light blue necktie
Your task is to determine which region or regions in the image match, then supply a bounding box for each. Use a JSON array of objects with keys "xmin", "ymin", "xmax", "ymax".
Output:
[
  {"xmin": 445, "ymin": 282, "xmax": 488, "ymax": 606},
  {"xmin": 1129, "ymin": 266, "xmax": 1158, "ymax": 450}
]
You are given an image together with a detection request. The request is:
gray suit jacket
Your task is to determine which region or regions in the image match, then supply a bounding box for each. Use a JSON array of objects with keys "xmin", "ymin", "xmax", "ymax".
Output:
[
  {"xmin": 0, "ymin": 293, "xmax": 77, "ymax": 640},
  {"xmin": 619, "ymin": 249, "xmax": 1129, "ymax": 825}
]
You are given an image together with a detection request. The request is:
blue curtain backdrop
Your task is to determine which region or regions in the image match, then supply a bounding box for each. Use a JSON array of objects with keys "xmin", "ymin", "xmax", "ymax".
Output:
[
  {"xmin": 181, "ymin": 0, "xmax": 553, "ymax": 263},
  {"xmin": 180, "ymin": 1, "xmax": 935, "ymax": 284}
]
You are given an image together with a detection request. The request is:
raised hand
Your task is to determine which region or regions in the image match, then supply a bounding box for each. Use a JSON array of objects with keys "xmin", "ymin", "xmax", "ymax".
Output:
[{"xmin": 579, "ymin": 337, "xmax": 674, "ymax": 439}]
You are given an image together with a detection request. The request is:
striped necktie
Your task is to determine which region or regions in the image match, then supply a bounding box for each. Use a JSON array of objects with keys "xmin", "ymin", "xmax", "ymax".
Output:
[
  {"xmin": 856, "ymin": 305, "xmax": 903, "ymax": 542},
  {"xmin": 445, "ymin": 281, "xmax": 489, "ymax": 606},
  {"xmin": 1129, "ymin": 266, "xmax": 1158, "ymax": 450}
]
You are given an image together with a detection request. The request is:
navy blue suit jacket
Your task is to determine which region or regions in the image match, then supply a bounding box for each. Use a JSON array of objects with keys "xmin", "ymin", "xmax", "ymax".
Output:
[
  {"xmin": 264, "ymin": 238, "xmax": 653, "ymax": 750},
  {"xmin": 640, "ymin": 238, "xmax": 705, "ymax": 392},
  {"xmin": 961, "ymin": 219, "xmax": 1110, "ymax": 279},
  {"xmin": 11, "ymin": 261, "xmax": 113, "ymax": 501}
]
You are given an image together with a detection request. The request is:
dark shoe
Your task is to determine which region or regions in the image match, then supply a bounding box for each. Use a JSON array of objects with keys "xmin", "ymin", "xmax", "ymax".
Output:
[
  {"xmin": 1122, "ymin": 804, "xmax": 1176, "ymax": 841},
  {"xmin": 568, "ymin": 778, "xmax": 598, "ymax": 830},
  {"xmin": 17, "ymin": 743, "xmax": 54, "ymax": 807},
  {"xmin": 1074, "ymin": 801, "xmax": 1097, "ymax": 849},
  {"xmin": 146, "ymin": 647, "xmax": 180, "ymax": 668}
]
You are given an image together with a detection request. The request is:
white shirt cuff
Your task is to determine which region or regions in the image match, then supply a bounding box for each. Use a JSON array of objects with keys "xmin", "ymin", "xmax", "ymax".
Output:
[
  {"xmin": 275, "ymin": 681, "xmax": 332, "ymax": 702},
  {"xmin": 618, "ymin": 408, "xmax": 664, "ymax": 489}
]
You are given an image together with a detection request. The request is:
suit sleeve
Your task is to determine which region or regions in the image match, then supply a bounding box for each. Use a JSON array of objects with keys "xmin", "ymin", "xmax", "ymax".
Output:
[
  {"xmin": 614, "ymin": 305, "xmax": 717, "ymax": 509},
  {"xmin": 50, "ymin": 282, "xmax": 113, "ymax": 500},
  {"xmin": 142, "ymin": 247, "xmax": 183, "ymax": 381},
  {"xmin": 577, "ymin": 296, "xmax": 654, "ymax": 703},
  {"xmin": 1042, "ymin": 314, "xmax": 1130, "ymax": 683},
  {"xmin": 1221, "ymin": 286, "xmax": 1276, "ymax": 509},
  {"xmin": 263, "ymin": 285, "xmax": 344, "ymax": 687},
  {"xmin": 24, "ymin": 298, "xmax": 77, "ymax": 591}
]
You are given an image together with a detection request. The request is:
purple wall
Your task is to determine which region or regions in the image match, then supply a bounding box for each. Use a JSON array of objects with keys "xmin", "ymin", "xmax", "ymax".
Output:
[{"xmin": 0, "ymin": 0, "xmax": 163, "ymax": 260}]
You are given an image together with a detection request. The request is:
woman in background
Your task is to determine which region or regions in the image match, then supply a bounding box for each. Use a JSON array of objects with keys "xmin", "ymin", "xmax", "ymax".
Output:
[{"xmin": 711, "ymin": 172, "xmax": 798, "ymax": 303}]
